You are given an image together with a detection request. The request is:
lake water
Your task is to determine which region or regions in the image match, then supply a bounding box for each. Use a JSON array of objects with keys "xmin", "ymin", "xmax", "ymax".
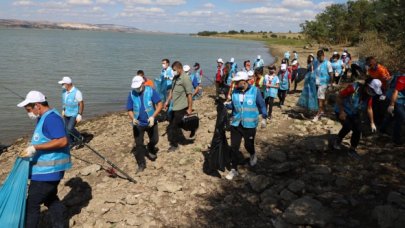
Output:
[{"xmin": 0, "ymin": 29, "xmax": 273, "ymax": 144}]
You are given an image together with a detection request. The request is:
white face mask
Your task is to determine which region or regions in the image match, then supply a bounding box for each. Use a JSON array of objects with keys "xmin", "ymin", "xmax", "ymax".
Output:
[
  {"xmin": 162, "ymin": 64, "xmax": 166, "ymax": 69},
  {"xmin": 173, "ymin": 71, "xmax": 178, "ymax": 76},
  {"xmin": 28, "ymin": 112, "xmax": 39, "ymax": 120},
  {"xmin": 62, "ymin": 85, "xmax": 66, "ymax": 89},
  {"xmin": 134, "ymin": 87, "xmax": 143, "ymax": 93}
]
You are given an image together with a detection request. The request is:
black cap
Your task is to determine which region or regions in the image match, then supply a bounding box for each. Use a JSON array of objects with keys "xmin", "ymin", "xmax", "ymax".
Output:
[{"xmin": 193, "ymin": 62, "xmax": 200, "ymax": 67}]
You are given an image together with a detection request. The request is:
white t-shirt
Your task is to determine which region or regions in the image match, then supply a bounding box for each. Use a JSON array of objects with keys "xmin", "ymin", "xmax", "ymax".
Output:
[{"xmin": 64, "ymin": 86, "xmax": 83, "ymax": 102}]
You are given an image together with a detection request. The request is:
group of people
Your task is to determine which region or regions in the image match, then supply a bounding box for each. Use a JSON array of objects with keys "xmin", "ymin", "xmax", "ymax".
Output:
[{"xmin": 13, "ymin": 49, "xmax": 404, "ymax": 226}]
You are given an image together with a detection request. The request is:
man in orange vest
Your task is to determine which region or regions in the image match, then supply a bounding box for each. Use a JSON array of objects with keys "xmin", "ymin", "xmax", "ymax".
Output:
[{"xmin": 366, "ymin": 56, "xmax": 391, "ymax": 89}]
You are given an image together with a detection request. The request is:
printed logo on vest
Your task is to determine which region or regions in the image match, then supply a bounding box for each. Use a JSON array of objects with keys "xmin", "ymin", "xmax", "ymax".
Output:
[
  {"xmin": 148, "ymin": 101, "xmax": 152, "ymax": 106},
  {"xmin": 33, "ymin": 133, "xmax": 40, "ymax": 142},
  {"xmin": 247, "ymin": 99, "xmax": 254, "ymax": 105}
]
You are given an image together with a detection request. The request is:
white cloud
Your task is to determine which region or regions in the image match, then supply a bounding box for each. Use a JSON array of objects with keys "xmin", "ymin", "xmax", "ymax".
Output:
[
  {"xmin": 242, "ymin": 7, "xmax": 289, "ymax": 15},
  {"xmin": 68, "ymin": 0, "xmax": 93, "ymax": 5},
  {"xmin": 12, "ymin": 0, "xmax": 34, "ymax": 6},
  {"xmin": 316, "ymin": 1, "xmax": 334, "ymax": 10},
  {"xmin": 203, "ymin": 3, "xmax": 215, "ymax": 9},
  {"xmin": 119, "ymin": 6, "xmax": 164, "ymax": 17},
  {"xmin": 281, "ymin": 0, "xmax": 313, "ymax": 9},
  {"xmin": 178, "ymin": 10, "xmax": 212, "ymax": 17},
  {"xmin": 96, "ymin": 0, "xmax": 116, "ymax": 4},
  {"xmin": 118, "ymin": 0, "xmax": 186, "ymax": 6}
]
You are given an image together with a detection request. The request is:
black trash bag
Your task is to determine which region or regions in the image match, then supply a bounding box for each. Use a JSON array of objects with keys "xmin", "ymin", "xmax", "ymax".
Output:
[{"xmin": 203, "ymin": 102, "xmax": 231, "ymax": 176}]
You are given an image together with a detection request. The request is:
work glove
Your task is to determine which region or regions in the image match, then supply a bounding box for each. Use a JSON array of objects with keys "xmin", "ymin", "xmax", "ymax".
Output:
[
  {"xmin": 132, "ymin": 119, "xmax": 139, "ymax": 126},
  {"xmin": 370, "ymin": 123, "xmax": 377, "ymax": 133},
  {"xmin": 19, "ymin": 145, "xmax": 36, "ymax": 158},
  {"xmin": 387, "ymin": 105, "xmax": 395, "ymax": 116},
  {"xmin": 260, "ymin": 119, "xmax": 267, "ymax": 128},
  {"xmin": 148, "ymin": 116, "xmax": 155, "ymax": 127},
  {"xmin": 76, "ymin": 114, "xmax": 82, "ymax": 123}
]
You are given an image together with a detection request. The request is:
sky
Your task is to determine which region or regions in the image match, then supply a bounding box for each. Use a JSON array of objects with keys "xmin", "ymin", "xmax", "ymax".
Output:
[{"xmin": 1, "ymin": 0, "xmax": 346, "ymax": 33}]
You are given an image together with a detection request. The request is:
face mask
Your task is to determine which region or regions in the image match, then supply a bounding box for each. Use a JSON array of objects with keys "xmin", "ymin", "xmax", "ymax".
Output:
[
  {"xmin": 173, "ymin": 71, "xmax": 178, "ymax": 76},
  {"xmin": 62, "ymin": 85, "xmax": 66, "ymax": 89},
  {"xmin": 162, "ymin": 64, "xmax": 166, "ymax": 69},
  {"xmin": 28, "ymin": 112, "xmax": 39, "ymax": 120}
]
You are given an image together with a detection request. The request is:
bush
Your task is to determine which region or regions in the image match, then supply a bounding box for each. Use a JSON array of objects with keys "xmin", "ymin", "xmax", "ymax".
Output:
[
  {"xmin": 271, "ymin": 34, "xmax": 278, "ymax": 38},
  {"xmin": 228, "ymin": 30, "xmax": 238, "ymax": 34},
  {"xmin": 262, "ymin": 35, "xmax": 268, "ymax": 38},
  {"xmin": 197, "ymin": 31, "xmax": 218, "ymax": 36},
  {"xmin": 358, "ymin": 31, "xmax": 397, "ymax": 71}
]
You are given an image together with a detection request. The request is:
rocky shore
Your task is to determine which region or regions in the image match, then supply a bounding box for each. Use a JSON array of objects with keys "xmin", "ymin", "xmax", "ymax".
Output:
[{"xmin": 1, "ymin": 85, "xmax": 404, "ymax": 227}]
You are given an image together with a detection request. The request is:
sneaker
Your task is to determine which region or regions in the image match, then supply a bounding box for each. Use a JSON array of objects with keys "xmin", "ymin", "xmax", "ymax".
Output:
[
  {"xmin": 347, "ymin": 148, "xmax": 361, "ymax": 160},
  {"xmin": 167, "ymin": 145, "xmax": 178, "ymax": 153},
  {"xmin": 333, "ymin": 139, "xmax": 342, "ymax": 150},
  {"xmin": 225, "ymin": 169, "xmax": 239, "ymax": 180},
  {"xmin": 146, "ymin": 152, "xmax": 157, "ymax": 161},
  {"xmin": 250, "ymin": 154, "xmax": 258, "ymax": 166},
  {"xmin": 312, "ymin": 114, "xmax": 320, "ymax": 122}
]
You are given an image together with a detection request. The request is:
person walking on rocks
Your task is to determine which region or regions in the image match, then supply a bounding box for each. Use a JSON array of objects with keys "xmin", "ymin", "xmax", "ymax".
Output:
[
  {"xmin": 264, "ymin": 65, "xmax": 279, "ymax": 119},
  {"xmin": 58, "ymin": 76, "xmax": 84, "ymax": 147},
  {"xmin": 277, "ymin": 64, "xmax": 290, "ymax": 107},
  {"xmin": 297, "ymin": 54, "xmax": 319, "ymax": 112},
  {"xmin": 127, "ymin": 75, "xmax": 163, "ymax": 173},
  {"xmin": 224, "ymin": 71, "xmax": 267, "ymax": 180},
  {"xmin": 313, "ymin": 50, "xmax": 333, "ymax": 121},
  {"xmin": 332, "ymin": 78, "xmax": 381, "ymax": 159},
  {"xmin": 17, "ymin": 91, "xmax": 71, "ymax": 228},
  {"xmin": 164, "ymin": 61, "xmax": 194, "ymax": 152}
]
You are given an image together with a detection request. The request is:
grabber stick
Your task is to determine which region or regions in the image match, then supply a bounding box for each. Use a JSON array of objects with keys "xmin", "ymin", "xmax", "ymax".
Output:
[{"xmin": 69, "ymin": 133, "xmax": 137, "ymax": 183}]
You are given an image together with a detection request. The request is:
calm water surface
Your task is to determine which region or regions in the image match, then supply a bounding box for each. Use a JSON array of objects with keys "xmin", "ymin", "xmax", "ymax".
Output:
[{"xmin": 0, "ymin": 29, "xmax": 273, "ymax": 144}]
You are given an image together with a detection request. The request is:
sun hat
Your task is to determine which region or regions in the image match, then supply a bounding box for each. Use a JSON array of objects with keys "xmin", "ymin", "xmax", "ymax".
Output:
[
  {"xmin": 17, "ymin": 91, "xmax": 46, "ymax": 107},
  {"xmin": 131, "ymin": 75, "xmax": 144, "ymax": 89},
  {"xmin": 58, "ymin": 76, "xmax": 72, "ymax": 84}
]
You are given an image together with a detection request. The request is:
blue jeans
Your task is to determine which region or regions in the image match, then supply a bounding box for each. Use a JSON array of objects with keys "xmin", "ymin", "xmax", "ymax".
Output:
[
  {"xmin": 64, "ymin": 116, "xmax": 81, "ymax": 144},
  {"xmin": 393, "ymin": 103, "xmax": 405, "ymax": 144}
]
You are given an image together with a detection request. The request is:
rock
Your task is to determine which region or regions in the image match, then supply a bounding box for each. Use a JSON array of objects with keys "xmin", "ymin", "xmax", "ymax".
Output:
[
  {"xmin": 79, "ymin": 164, "xmax": 101, "ymax": 176},
  {"xmin": 373, "ymin": 205, "xmax": 405, "ymax": 228},
  {"xmin": 272, "ymin": 217, "xmax": 295, "ymax": 228},
  {"xmin": 280, "ymin": 189, "xmax": 298, "ymax": 201},
  {"xmin": 335, "ymin": 176, "xmax": 350, "ymax": 188},
  {"xmin": 282, "ymin": 196, "xmax": 332, "ymax": 226},
  {"xmin": 311, "ymin": 165, "xmax": 332, "ymax": 175},
  {"xmin": 301, "ymin": 138, "xmax": 329, "ymax": 151},
  {"xmin": 287, "ymin": 180, "xmax": 305, "ymax": 193},
  {"xmin": 387, "ymin": 191, "xmax": 405, "ymax": 208},
  {"xmin": 358, "ymin": 185, "xmax": 371, "ymax": 195},
  {"xmin": 124, "ymin": 195, "xmax": 138, "ymax": 205},
  {"xmin": 126, "ymin": 217, "xmax": 142, "ymax": 226},
  {"xmin": 268, "ymin": 150, "xmax": 287, "ymax": 162},
  {"xmin": 157, "ymin": 182, "xmax": 182, "ymax": 193},
  {"xmin": 247, "ymin": 174, "xmax": 272, "ymax": 192},
  {"xmin": 273, "ymin": 162, "xmax": 296, "ymax": 174}
]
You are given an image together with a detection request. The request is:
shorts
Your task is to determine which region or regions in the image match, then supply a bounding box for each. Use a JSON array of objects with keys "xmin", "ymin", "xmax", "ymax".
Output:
[{"xmin": 317, "ymin": 85, "xmax": 328, "ymax": 99}]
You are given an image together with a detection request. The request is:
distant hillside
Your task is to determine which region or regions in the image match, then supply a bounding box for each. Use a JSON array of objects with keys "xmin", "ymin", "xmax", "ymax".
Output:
[{"xmin": 0, "ymin": 19, "xmax": 141, "ymax": 33}]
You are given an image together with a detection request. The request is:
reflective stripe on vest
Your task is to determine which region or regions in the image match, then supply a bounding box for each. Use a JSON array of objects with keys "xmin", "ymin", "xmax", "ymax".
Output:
[
  {"xmin": 231, "ymin": 86, "xmax": 259, "ymax": 128},
  {"xmin": 131, "ymin": 86, "xmax": 155, "ymax": 119},
  {"xmin": 31, "ymin": 109, "xmax": 71, "ymax": 175},
  {"xmin": 62, "ymin": 87, "xmax": 79, "ymax": 117}
]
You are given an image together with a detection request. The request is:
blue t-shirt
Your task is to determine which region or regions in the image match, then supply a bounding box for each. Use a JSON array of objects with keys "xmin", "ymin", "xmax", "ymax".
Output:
[
  {"xmin": 31, "ymin": 112, "xmax": 67, "ymax": 181},
  {"xmin": 126, "ymin": 89, "xmax": 162, "ymax": 127}
]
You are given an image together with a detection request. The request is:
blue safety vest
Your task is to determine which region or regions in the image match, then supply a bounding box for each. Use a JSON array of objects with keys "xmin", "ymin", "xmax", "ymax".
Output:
[
  {"xmin": 226, "ymin": 63, "xmax": 237, "ymax": 86},
  {"xmin": 30, "ymin": 109, "xmax": 71, "ymax": 175},
  {"xmin": 253, "ymin": 59, "xmax": 264, "ymax": 69},
  {"xmin": 294, "ymin": 53, "xmax": 299, "ymax": 60},
  {"xmin": 131, "ymin": 86, "xmax": 155, "ymax": 119},
  {"xmin": 231, "ymin": 86, "xmax": 259, "ymax": 128},
  {"xmin": 335, "ymin": 82, "xmax": 361, "ymax": 115},
  {"xmin": 284, "ymin": 52, "xmax": 290, "ymax": 60},
  {"xmin": 62, "ymin": 87, "xmax": 80, "ymax": 117},
  {"xmin": 279, "ymin": 71, "xmax": 289, "ymax": 91},
  {"xmin": 265, "ymin": 76, "xmax": 279, "ymax": 98},
  {"xmin": 194, "ymin": 69, "xmax": 202, "ymax": 84},
  {"xmin": 331, "ymin": 59, "xmax": 344, "ymax": 76},
  {"xmin": 315, "ymin": 60, "xmax": 331, "ymax": 86},
  {"xmin": 161, "ymin": 67, "xmax": 174, "ymax": 90}
]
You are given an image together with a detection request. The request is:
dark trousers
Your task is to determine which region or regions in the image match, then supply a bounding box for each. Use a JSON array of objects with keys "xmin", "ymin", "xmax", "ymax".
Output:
[
  {"xmin": 133, "ymin": 124, "xmax": 159, "ymax": 165},
  {"xmin": 265, "ymin": 97, "xmax": 275, "ymax": 118},
  {"xmin": 336, "ymin": 114, "xmax": 361, "ymax": 149},
  {"xmin": 26, "ymin": 180, "xmax": 66, "ymax": 228},
  {"xmin": 278, "ymin": 90, "xmax": 287, "ymax": 106},
  {"xmin": 168, "ymin": 108, "xmax": 187, "ymax": 147},
  {"xmin": 230, "ymin": 125, "xmax": 256, "ymax": 170},
  {"xmin": 393, "ymin": 103, "xmax": 405, "ymax": 144},
  {"xmin": 64, "ymin": 116, "xmax": 81, "ymax": 145}
]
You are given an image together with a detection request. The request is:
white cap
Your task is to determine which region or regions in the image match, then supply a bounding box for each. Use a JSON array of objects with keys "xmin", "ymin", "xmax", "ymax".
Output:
[
  {"xmin": 368, "ymin": 79, "xmax": 382, "ymax": 95},
  {"xmin": 58, "ymin": 76, "xmax": 72, "ymax": 84},
  {"xmin": 292, "ymin": 60, "xmax": 298, "ymax": 65},
  {"xmin": 257, "ymin": 55, "xmax": 261, "ymax": 59},
  {"xmin": 230, "ymin": 57, "xmax": 235, "ymax": 63},
  {"xmin": 342, "ymin": 52, "xmax": 347, "ymax": 56},
  {"xmin": 131, "ymin": 75, "xmax": 144, "ymax": 89},
  {"xmin": 183, "ymin": 65, "xmax": 190, "ymax": 72},
  {"xmin": 247, "ymin": 70, "xmax": 254, "ymax": 77},
  {"xmin": 333, "ymin": 51, "xmax": 338, "ymax": 55},
  {"xmin": 232, "ymin": 71, "xmax": 248, "ymax": 81},
  {"xmin": 281, "ymin": 64, "xmax": 287, "ymax": 71},
  {"xmin": 17, "ymin": 91, "xmax": 46, "ymax": 107},
  {"xmin": 217, "ymin": 58, "xmax": 224, "ymax": 63}
]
